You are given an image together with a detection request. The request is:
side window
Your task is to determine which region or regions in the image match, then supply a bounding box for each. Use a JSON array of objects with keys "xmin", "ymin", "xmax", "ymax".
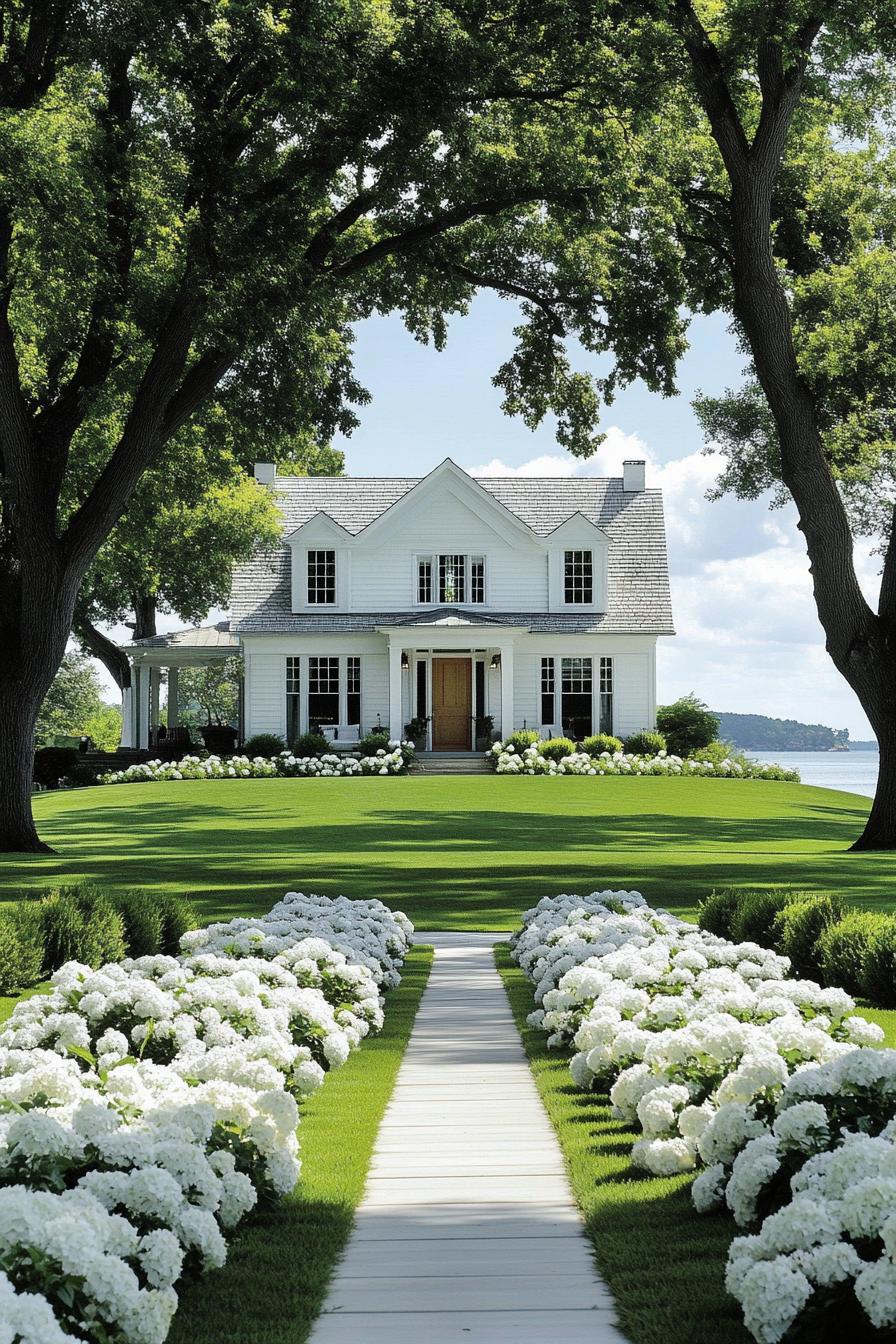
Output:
[
  {"xmin": 286, "ymin": 657, "xmax": 301, "ymax": 743},
  {"xmin": 307, "ymin": 550, "xmax": 336, "ymax": 604},
  {"xmin": 540, "ymin": 657, "xmax": 555, "ymax": 725}
]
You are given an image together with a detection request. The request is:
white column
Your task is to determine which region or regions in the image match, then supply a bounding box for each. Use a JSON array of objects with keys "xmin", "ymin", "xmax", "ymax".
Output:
[
  {"xmin": 120, "ymin": 685, "xmax": 134, "ymax": 748},
  {"xmin": 136, "ymin": 665, "xmax": 150, "ymax": 749},
  {"xmin": 149, "ymin": 667, "xmax": 161, "ymax": 741},
  {"xmin": 388, "ymin": 642, "xmax": 403, "ymax": 740},
  {"xmin": 167, "ymin": 667, "xmax": 179, "ymax": 728},
  {"xmin": 500, "ymin": 642, "xmax": 515, "ymax": 739}
]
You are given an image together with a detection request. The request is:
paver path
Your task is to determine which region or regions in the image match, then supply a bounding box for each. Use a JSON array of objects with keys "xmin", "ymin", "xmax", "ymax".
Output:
[{"xmin": 309, "ymin": 933, "xmax": 627, "ymax": 1344}]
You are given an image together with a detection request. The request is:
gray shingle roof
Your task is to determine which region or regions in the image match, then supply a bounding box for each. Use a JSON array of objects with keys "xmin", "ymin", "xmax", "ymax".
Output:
[
  {"xmin": 126, "ymin": 621, "xmax": 238, "ymax": 651},
  {"xmin": 232, "ymin": 472, "xmax": 674, "ymax": 636}
]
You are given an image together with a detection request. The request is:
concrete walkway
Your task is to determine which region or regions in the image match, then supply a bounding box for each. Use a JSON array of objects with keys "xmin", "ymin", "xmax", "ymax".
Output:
[{"xmin": 309, "ymin": 933, "xmax": 626, "ymax": 1343}]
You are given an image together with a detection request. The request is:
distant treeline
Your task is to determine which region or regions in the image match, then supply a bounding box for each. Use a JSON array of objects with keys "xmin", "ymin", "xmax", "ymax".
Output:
[{"xmin": 715, "ymin": 711, "xmax": 851, "ymax": 751}]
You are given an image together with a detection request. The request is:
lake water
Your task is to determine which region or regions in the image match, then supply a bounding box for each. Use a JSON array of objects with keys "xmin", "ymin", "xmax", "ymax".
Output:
[{"xmin": 745, "ymin": 750, "xmax": 879, "ymax": 799}]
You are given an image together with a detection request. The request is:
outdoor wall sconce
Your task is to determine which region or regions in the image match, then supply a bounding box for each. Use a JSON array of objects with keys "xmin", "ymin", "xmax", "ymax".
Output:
[
  {"xmin": 489, "ymin": 653, "xmax": 501, "ymax": 670},
  {"xmin": 401, "ymin": 651, "xmax": 409, "ymax": 668}
]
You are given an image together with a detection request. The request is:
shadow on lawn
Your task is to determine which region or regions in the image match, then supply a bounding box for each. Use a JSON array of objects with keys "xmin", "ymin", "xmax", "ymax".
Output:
[{"xmin": 3, "ymin": 785, "xmax": 892, "ymax": 929}]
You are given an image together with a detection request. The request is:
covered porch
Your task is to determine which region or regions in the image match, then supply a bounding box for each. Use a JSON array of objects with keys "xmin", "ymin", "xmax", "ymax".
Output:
[
  {"xmin": 378, "ymin": 613, "xmax": 527, "ymax": 751},
  {"xmin": 120, "ymin": 621, "xmax": 241, "ymax": 751}
]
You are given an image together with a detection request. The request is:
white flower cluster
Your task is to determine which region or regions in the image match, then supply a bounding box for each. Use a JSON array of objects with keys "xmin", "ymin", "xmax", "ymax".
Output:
[
  {"xmin": 0, "ymin": 892, "xmax": 412, "ymax": 1342},
  {"xmin": 102, "ymin": 744, "xmax": 411, "ymax": 785},
  {"xmin": 489, "ymin": 743, "xmax": 798, "ymax": 780},
  {"xmin": 512, "ymin": 889, "xmax": 893, "ymax": 1342}
]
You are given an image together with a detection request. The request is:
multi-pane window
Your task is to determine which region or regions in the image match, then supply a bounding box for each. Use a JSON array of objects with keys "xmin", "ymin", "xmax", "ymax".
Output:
[
  {"xmin": 561, "ymin": 656, "xmax": 593, "ymax": 737},
  {"xmin": 308, "ymin": 656, "xmax": 339, "ymax": 726},
  {"xmin": 599, "ymin": 657, "xmax": 613, "ymax": 736},
  {"xmin": 307, "ymin": 550, "xmax": 336, "ymax": 604},
  {"xmin": 286, "ymin": 657, "xmax": 301, "ymax": 745},
  {"xmin": 416, "ymin": 659, "xmax": 427, "ymax": 719},
  {"xmin": 347, "ymin": 655, "xmax": 361, "ymax": 726},
  {"xmin": 540, "ymin": 657, "xmax": 555, "ymax": 726},
  {"xmin": 418, "ymin": 558, "xmax": 433, "ymax": 604},
  {"xmin": 563, "ymin": 550, "xmax": 593, "ymax": 604},
  {"xmin": 417, "ymin": 554, "xmax": 486, "ymax": 604},
  {"xmin": 470, "ymin": 556, "xmax": 485, "ymax": 604},
  {"xmin": 439, "ymin": 554, "xmax": 466, "ymax": 604}
]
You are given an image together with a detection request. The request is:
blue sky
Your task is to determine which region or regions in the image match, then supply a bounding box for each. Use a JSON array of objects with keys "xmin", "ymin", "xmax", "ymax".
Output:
[{"xmin": 334, "ymin": 293, "xmax": 877, "ymax": 738}]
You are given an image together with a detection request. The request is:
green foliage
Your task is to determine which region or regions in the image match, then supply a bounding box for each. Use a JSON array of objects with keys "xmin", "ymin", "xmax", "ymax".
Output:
[
  {"xmin": 773, "ymin": 894, "xmax": 846, "ymax": 980},
  {"xmin": 35, "ymin": 653, "xmax": 113, "ymax": 746},
  {"xmin": 729, "ymin": 888, "xmax": 807, "ymax": 947},
  {"xmin": 623, "ymin": 731, "xmax": 667, "ymax": 756},
  {"xmin": 715, "ymin": 712, "xmax": 849, "ymax": 752},
  {"xmin": 582, "ymin": 734, "xmax": 623, "ymax": 756},
  {"xmin": 155, "ymin": 893, "xmax": 199, "ymax": 955},
  {"xmin": 113, "ymin": 890, "xmax": 165, "ymax": 957},
  {"xmin": 818, "ymin": 911, "xmax": 889, "ymax": 997},
  {"xmin": 0, "ymin": 905, "xmax": 45, "ymax": 994},
  {"xmin": 404, "ymin": 718, "xmax": 428, "ymax": 742},
  {"xmin": 290, "ymin": 732, "xmax": 331, "ymax": 757},
  {"xmin": 539, "ymin": 737, "xmax": 577, "ymax": 762},
  {"xmin": 698, "ymin": 889, "xmax": 743, "ymax": 939},
  {"xmin": 656, "ymin": 696, "xmax": 719, "ymax": 758},
  {"xmin": 82, "ymin": 705, "xmax": 123, "ymax": 751},
  {"xmin": 689, "ymin": 740, "xmax": 751, "ymax": 768},
  {"xmin": 32, "ymin": 747, "xmax": 79, "ymax": 788},
  {"xmin": 359, "ymin": 733, "xmax": 394, "ymax": 756},
  {"xmin": 505, "ymin": 730, "xmax": 541, "ymax": 754},
  {"xmin": 38, "ymin": 885, "xmax": 126, "ymax": 972},
  {"xmin": 242, "ymin": 734, "xmax": 286, "ymax": 758},
  {"xmin": 179, "ymin": 659, "xmax": 242, "ymax": 729},
  {"xmin": 861, "ymin": 921, "xmax": 896, "ymax": 1009}
]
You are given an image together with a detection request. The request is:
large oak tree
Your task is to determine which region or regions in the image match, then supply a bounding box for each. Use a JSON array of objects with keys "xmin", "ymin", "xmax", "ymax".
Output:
[{"xmin": 0, "ymin": 0, "xmax": 679, "ymax": 850}]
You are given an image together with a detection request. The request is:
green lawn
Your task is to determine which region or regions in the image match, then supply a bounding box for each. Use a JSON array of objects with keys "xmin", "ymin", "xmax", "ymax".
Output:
[
  {"xmin": 168, "ymin": 944, "xmax": 433, "ymax": 1344},
  {"xmin": 1, "ymin": 776, "xmax": 893, "ymax": 929}
]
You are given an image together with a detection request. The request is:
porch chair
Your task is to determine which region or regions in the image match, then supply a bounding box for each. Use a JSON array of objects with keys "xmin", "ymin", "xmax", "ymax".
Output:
[{"xmin": 538, "ymin": 725, "xmax": 562, "ymax": 740}]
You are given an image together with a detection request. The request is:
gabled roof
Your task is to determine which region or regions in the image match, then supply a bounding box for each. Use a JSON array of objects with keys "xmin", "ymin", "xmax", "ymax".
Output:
[
  {"xmin": 231, "ymin": 463, "xmax": 674, "ymax": 635},
  {"xmin": 386, "ymin": 607, "xmax": 510, "ymax": 628}
]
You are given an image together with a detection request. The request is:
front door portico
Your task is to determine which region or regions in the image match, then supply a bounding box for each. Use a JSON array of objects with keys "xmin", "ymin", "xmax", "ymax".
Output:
[{"xmin": 431, "ymin": 658, "xmax": 472, "ymax": 750}]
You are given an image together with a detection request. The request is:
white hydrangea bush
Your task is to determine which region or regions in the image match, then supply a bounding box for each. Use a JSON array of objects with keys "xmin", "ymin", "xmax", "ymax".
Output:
[
  {"xmin": 0, "ymin": 891, "xmax": 413, "ymax": 1342},
  {"xmin": 489, "ymin": 742, "xmax": 799, "ymax": 781},
  {"xmin": 102, "ymin": 743, "xmax": 412, "ymax": 785},
  {"xmin": 511, "ymin": 888, "xmax": 896, "ymax": 1341}
]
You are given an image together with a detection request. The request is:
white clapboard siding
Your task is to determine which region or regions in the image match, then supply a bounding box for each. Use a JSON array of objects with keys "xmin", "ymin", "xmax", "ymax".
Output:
[
  {"xmin": 244, "ymin": 651, "xmax": 286, "ymax": 738},
  {"xmin": 614, "ymin": 653, "xmax": 651, "ymax": 736}
]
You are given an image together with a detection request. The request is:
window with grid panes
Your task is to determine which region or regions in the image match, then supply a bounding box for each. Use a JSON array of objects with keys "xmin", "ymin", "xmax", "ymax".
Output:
[
  {"xmin": 417, "ymin": 558, "xmax": 432, "ymax": 603},
  {"xmin": 561, "ymin": 656, "xmax": 593, "ymax": 737},
  {"xmin": 470, "ymin": 556, "xmax": 485, "ymax": 603},
  {"xmin": 308, "ymin": 656, "xmax": 339, "ymax": 726},
  {"xmin": 286, "ymin": 657, "xmax": 301, "ymax": 745},
  {"xmin": 307, "ymin": 550, "xmax": 336, "ymax": 604},
  {"xmin": 599, "ymin": 657, "xmax": 613, "ymax": 735},
  {"xmin": 347, "ymin": 656, "xmax": 361, "ymax": 725},
  {"xmin": 540, "ymin": 657, "xmax": 555, "ymax": 725},
  {"xmin": 439, "ymin": 554, "xmax": 465, "ymax": 603},
  {"xmin": 563, "ymin": 549, "xmax": 593, "ymax": 604}
]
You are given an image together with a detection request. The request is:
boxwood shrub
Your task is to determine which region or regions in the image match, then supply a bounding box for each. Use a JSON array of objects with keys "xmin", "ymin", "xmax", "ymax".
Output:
[
  {"xmin": 861, "ymin": 919, "xmax": 896, "ymax": 1009},
  {"xmin": 582, "ymin": 734, "xmax": 623, "ymax": 756},
  {"xmin": 0, "ymin": 904, "xmax": 45, "ymax": 994},
  {"xmin": 622, "ymin": 730, "xmax": 666, "ymax": 755},
  {"xmin": 290, "ymin": 731, "xmax": 331, "ymax": 757},
  {"xmin": 817, "ymin": 910, "xmax": 888, "ymax": 998},
  {"xmin": 241, "ymin": 733, "xmax": 286, "ymax": 757},
  {"xmin": 773, "ymin": 893, "xmax": 845, "ymax": 980},
  {"xmin": 505, "ymin": 729, "xmax": 541, "ymax": 754},
  {"xmin": 698, "ymin": 888, "xmax": 743, "ymax": 939},
  {"xmin": 540, "ymin": 737, "xmax": 577, "ymax": 762},
  {"xmin": 729, "ymin": 888, "xmax": 809, "ymax": 948}
]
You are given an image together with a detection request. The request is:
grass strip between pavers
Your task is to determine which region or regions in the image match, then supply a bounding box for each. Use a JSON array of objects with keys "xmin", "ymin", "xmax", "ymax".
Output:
[
  {"xmin": 494, "ymin": 942, "xmax": 751, "ymax": 1344},
  {"xmin": 168, "ymin": 944, "xmax": 433, "ymax": 1344}
]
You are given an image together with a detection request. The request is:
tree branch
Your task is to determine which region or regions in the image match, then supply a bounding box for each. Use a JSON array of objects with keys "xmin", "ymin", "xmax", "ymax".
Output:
[
  {"xmin": 73, "ymin": 609, "xmax": 131, "ymax": 691},
  {"xmin": 428, "ymin": 255, "xmax": 567, "ymax": 336},
  {"xmin": 879, "ymin": 502, "xmax": 896, "ymax": 624},
  {"xmin": 666, "ymin": 0, "xmax": 751, "ymax": 182}
]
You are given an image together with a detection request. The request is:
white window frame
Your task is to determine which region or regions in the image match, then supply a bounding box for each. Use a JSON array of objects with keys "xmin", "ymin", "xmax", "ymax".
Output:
[
  {"xmin": 562, "ymin": 549, "xmax": 594, "ymax": 606},
  {"xmin": 413, "ymin": 553, "xmax": 487, "ymax": 606}
]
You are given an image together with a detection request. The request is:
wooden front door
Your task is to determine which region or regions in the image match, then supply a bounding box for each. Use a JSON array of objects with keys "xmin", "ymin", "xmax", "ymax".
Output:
[{"xmin": 432, "ymin": 658, "xmax": 472, "ymax": 750}]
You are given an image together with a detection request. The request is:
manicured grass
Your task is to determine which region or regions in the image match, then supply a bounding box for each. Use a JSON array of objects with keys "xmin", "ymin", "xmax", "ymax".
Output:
[
  {"xmin": 168, "ymin": 944, "xmax": 432, "ymax": 1344},
  {"xmin": 495, "ymin": 944, "xmax": 746, "ymax": 1344},
  {"xmin": 1, "ymin": 776, "xmax": 893, "ymax": 929},
  {"xmin": 495, "ymin": 945, "xmax": 896, "ymax": 1344}
]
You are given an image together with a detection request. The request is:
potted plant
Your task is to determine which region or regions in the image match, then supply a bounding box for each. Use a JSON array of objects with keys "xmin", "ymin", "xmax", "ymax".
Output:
[
  {"xmin": 475, "ymin": 714, "xmax": 495, "ymax": 752},
  {"xmin": 404, "ymin": 716, "xmax": 428, "ymax": 751}
]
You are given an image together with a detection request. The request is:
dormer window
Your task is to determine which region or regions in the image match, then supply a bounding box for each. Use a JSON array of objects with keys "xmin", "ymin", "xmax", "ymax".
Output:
[
  {"xmin": 307, "ymin": 550, "xmax": 336, "ymax": 605},
  {"xmin": 416, "ymin": 554, "xmax": 485, "ymax": 605},
  {"xmin": 564, "ymin": 550, "xmax": 593, "ymax": 604}
]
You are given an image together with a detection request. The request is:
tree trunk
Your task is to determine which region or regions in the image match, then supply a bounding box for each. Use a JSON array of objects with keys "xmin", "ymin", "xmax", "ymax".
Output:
[
  {"xmin": 853, "ymin": 716, "xmax": 896, "ymax": 851},
  {"xmin": 0, "ymin": 681, "xmax": 47, "ymax": 852},
  {"xmin": 132, "ymin": 593, "xmax": 157, "ymax": 641}
]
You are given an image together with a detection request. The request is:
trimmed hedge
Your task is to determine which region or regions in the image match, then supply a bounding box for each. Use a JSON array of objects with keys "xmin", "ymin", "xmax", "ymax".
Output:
[
  {"xmin": 0, "ymin": 885, "xmax": 200, "ymax": 994},
  {"xmin": 505, "ymin": 729, "xmax": 541, "ymax": 754},
  {"xmin": 622, "ymin": 730, "xmax": 666, "ymax": 755},
  {"xmin": 241, "ymin": 733, "xmax": 286, "ymax": 757},
  {"xmin": 773, "ymin": 893, "xmax": 845, "ymax": 980},
  {"xmin": 699, "ymin": 886, "xmax": 895, "ymax": 1007}
]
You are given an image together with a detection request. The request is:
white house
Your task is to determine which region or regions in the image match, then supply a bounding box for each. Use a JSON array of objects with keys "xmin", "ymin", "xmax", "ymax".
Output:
[{"xmin": 121, "ymin": 458, "xmax": 674, "ymax": 751}]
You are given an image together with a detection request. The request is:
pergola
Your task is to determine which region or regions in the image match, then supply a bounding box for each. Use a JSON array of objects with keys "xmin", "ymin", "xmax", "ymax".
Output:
[{"xmin": 120, "ymin": 621, "xmax": 240, "ymax": 749}]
